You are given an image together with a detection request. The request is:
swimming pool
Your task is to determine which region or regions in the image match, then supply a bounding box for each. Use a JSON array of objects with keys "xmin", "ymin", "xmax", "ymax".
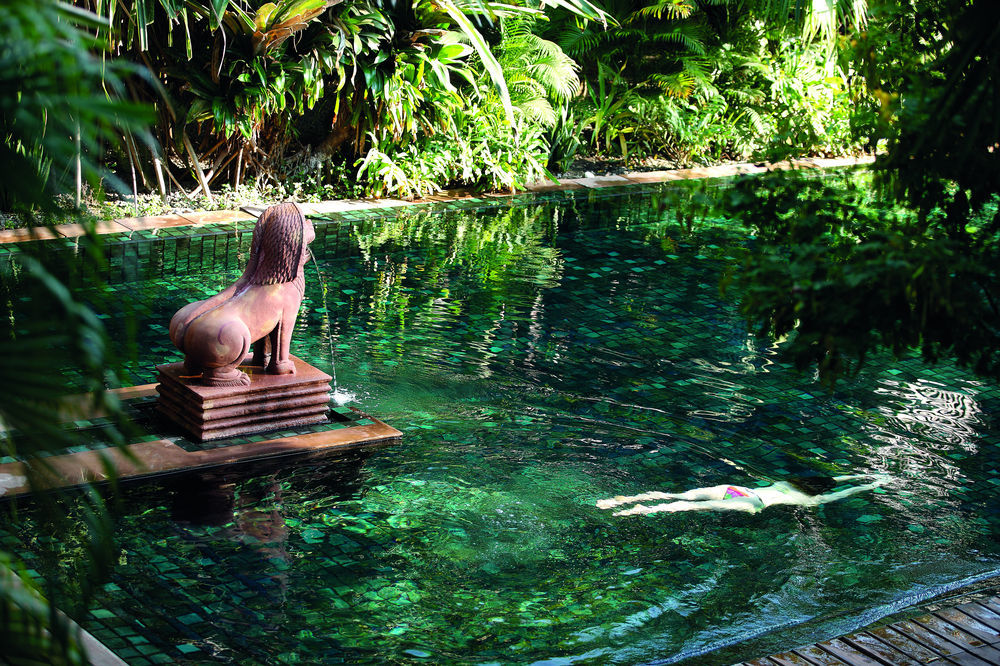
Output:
[{"xmin": 4, "ymin": 180, "xmax": 1000, "ymax": 664}]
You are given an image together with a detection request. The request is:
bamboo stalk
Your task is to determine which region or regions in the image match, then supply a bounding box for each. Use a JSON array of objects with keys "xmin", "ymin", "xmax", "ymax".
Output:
[
  {"xmin": 188, "ymin": 146, "xmax": 233, "ymax": 196},
  {"xmin": 163, "ymin": 161, "xmax": 186, "ymax": 194},
  {"xmin": 182, "ymin": 131, "xmax": 214, "ymax": 205},
  {"xmin": 234, "ymin": 146, "xmax": 244, "ymax": 190},
  {"xmin": 74, "ymin": 121, "xmax": 82, "ymax": 209},
  {"xmin": 151, "ymin": 149, "xmax": 168, "ymax": 203}
]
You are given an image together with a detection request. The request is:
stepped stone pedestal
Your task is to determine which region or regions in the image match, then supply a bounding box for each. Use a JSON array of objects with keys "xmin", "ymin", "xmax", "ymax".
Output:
[{"xmin": 157, "ymin": 355, "xmax": 331, "ymax": 441}]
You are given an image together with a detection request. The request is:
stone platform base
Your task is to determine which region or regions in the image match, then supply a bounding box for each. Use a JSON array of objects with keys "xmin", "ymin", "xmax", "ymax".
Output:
[{"xmin": 157, "ymin": 356, "xmax": 331, "ymax": 441}]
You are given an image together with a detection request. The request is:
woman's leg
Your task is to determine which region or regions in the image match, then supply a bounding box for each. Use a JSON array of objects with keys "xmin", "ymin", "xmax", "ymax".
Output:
[
  {"xmin": 596, "ymin": 492, "xmax": 675, "ymax": 509},
  {"xmin": 597, "ymin": 485, "xmax": 731, "ymax": 509},
  {"xmin": 612, "ymin": 497, "xmax": 760, "ymax": 516}
]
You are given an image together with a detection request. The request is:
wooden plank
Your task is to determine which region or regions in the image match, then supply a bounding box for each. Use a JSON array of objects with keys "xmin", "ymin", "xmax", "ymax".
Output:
[
  {"xmin": 956, "ymin": 603, "xmax": 1000, "ymax": 634},
  {"xmin": 752, "ymin": 593, "xmax": 1000, "ymax": 666},
  {"xmin": 0, "ymin": 415, "xmax": 401, "ymax": 497},
  {"xmin": 792, "ymin": 644, "xmax": 849, "ymax": 665},
  {"xmin": 913, "ymin": 614, "xmax": 988, "ymax": 650},
  {"xmin": 841, "ymin": 633, "xmax": 923, "ymax": 665},
  {"xmin": 865, "ymin": 626, "xmax": 945, "ymax": 663},
  {"xmin": 946, "ymin": 643, "xmax": 1000, "ymax": 663},
  {"xmin": 891, "ymin": 621, "xmax": 968, "ymax": 657},
  {"xmin": 767, "ymin": 652, "xmax": 816, "ymax": 666},
  {"xmin": 941, "ymin": 652, "xmax": 993, "ymax": 666},
  {"xmin": 816, "ymin": 638, "xmax": 888, "ymax": 666},
  {"xmin": 969, "ymin": 644, "xmax": 1000, "ymax": 661},
  {"xmin": 768, "ymin": 652, "xmax": 818, "ymax": 666},
  {"xmin": 980, "ymin": 597, "xmax": 1000, "ymax": 616},
  {"xmin": 934, "ymin": 608, "xmax": 1000, "ymax": 644}
]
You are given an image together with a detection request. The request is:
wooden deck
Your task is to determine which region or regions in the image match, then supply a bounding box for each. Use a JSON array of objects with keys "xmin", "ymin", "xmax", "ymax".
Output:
[{"xmin": 740, "ymin": 596, "xmax": 1000, "ymax": 665}]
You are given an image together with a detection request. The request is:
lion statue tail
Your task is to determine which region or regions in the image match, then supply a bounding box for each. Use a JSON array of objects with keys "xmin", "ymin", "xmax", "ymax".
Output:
[{"xmin": 213, "ymin": 319, "xmax": 252, "ymax": 370}]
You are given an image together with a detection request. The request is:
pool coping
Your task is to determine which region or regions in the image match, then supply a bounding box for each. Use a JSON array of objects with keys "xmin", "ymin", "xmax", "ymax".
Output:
[{"xmin": 0, "ymin": 156, "xmax": 874, "ymax": 243}]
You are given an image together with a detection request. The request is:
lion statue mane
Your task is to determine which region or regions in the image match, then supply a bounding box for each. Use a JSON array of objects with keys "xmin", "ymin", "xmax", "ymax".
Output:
[{"xmin": 168, "ymin": 202, "xmax": 316, "ymax": 387}]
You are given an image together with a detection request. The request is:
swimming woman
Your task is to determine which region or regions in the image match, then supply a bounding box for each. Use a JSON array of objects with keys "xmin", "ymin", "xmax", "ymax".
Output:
[{"xmin": 597, "ymin": 474, "xmax": 888, "ymax": 516}]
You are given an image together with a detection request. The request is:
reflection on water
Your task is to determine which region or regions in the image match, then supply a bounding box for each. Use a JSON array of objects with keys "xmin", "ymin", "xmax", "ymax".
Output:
[
  {"xmin": 873, "ymin": 378, "xmax": 984, "ymax": 447},
  {"xmin": 3, "ymin": 185, "xmax": 1000, "ymax": 664}
]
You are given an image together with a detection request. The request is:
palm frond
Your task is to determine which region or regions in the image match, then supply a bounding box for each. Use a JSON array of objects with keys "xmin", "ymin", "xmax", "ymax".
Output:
[
  {"xmin": 556, "ymin": 24, "xmax": 603, "ymax": 57},
  {"xmin": 646, "ymin": 23, "xmax": 707, "ymax": 55},
  {"xmin": 629, "ymin": 0, "xmax": 695, "ymax": 22},
  {"xmin": 649, "ymin": 72, "xmax": 696, "ymax": 98},
  {"xmin": 493, "ymin": 16, "xmax": 580, "ymax": 123}
]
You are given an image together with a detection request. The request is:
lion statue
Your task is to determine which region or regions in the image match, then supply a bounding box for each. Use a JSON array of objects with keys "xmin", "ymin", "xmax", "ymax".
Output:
[{"xmin": 168, "ymin": 202, "xmax": 316, "ymax": 387}]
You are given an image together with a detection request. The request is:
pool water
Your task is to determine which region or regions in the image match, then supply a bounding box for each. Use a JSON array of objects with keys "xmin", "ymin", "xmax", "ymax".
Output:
[{"xmin": 4, "ymin": 183, "xmax": 1000, "ymax": 664}]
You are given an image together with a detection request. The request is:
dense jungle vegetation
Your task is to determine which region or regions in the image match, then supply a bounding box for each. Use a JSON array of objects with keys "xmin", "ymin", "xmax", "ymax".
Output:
[
  {"xmin": 5, "ymin": 0, "xmax": 875, "ymax": 216},
  {"xmin": 2, "ymin": 0, "xmax": 999, "ymax": 663}
]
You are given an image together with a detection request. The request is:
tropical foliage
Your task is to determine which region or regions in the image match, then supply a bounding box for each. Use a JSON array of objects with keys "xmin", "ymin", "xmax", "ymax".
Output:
[
  {"xmin": 714, "ymin": 0, "xmax": 1000, "ymax": 382},
  {"xmin": 0, "ymin": 0, "xmax": 141, "ymax": 662},
  {"xmin": 0, "ymin": 0, "xmax": 151, "ymax": 211},
  {"xmin": 2, "ymin": 0, "xmax": 889, "ymax": 207},
  {"xmin": 67, "ymin": 0, "xmax": 609, "ymax": 202},
  {"xmin": 542, "ymin": 0, "xmax": 868, "ymax": 165}
]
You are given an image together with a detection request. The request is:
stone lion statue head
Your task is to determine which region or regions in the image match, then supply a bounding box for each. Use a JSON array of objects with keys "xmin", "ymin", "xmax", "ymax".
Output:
[{"xmin": 247, "ymin": 202, "xmax": 313, "ymax": 285}]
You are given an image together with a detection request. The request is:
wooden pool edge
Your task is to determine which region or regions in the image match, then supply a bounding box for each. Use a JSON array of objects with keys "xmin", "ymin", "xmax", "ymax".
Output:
[
  {"xmin": 0, "ymin": 384, "xmax": 402, "ymax": 499},
  {"xmin": 736, "ymin": 592, "xmax": 1000, "ymax": 666}
]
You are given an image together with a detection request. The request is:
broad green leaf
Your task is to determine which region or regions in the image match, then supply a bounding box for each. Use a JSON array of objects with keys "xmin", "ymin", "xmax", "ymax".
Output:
[
  {"xmin": 255, "ymin": 2, "xmax": 278, "ymax": 31},
  {"xmin": 158, "ymin": 0, "xmax": 181, "ymax": 20},
  {"xmin": 135, "ymin": 0, "xmax": 151, "ymax": 50},
  {"xmin": 272, "ymin": 0, "xmax": 326, "ymax": 24},
  {"xmin": 223, "ymin": 3, "xmax": 255, "ymax": 33},
  {"xmin": 208, "ymin": 0, "xmax": 230, "ymax": 30},
  {"xmin": 537, "ymin": 0, "xmax": 611, "ymax": 25},
  {"xmin": 438, "ymin": 0, "xmax": 513, "ymax": 125},
  {"xmin": 181, "ymin": 8, "xmax": 192, "ymax": 59},
  {"xmin": 54, "ymin": 1, "xmax": 110, "ymax": 30},
  {"xmin": 438, "ymin": 43, "xmax": 472, "ymax": 60}
]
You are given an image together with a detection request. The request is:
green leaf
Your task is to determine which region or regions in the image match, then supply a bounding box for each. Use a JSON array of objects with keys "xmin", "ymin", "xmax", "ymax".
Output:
[
  {"xmin": 208, "ymin": 0, "xmax": 230, "ymax": 30},
  {"xmin": 255, "ymin": 2, "xmax": 278, "ymax": 31},
  {"xmin": 438, "ymin": 43, "xmax": 473, "ymax": 61},
  {"xmin": 438, "ymin": 0, "xmax": 513, "ymax": 125},
  {"xmin": 539, "ymin": 0, "xmax": 611, "ymax": 25}
]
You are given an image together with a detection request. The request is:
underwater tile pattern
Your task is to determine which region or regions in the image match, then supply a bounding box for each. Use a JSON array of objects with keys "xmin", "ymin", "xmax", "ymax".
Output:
[{"xmin": 2, "ymin": 172, "xmax": 999, "ymax": 665}]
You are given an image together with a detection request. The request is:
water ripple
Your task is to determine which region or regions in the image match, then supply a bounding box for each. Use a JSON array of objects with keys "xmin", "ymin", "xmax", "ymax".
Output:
[{"xmin": 872, "ymin": 378, "xmax": 984, "ymax": 448}]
